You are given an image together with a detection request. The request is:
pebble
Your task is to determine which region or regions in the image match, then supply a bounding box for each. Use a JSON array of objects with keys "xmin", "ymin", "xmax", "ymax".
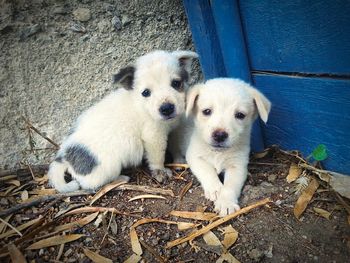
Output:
[
  {"xmin": 73, "ymin": 8, "xmax": 91, "ymax": 22},
  {"xmin": 19, "ymin": 24, "xmax": 41, "ymax": 40},
  {"xmin": 0, "ymin": 198, "xmax": 9, "ymax": 205},
  {"xmin": 268, "ymin": 174, "xmax": 277, "ymax": 182},
  {"xmin": 69, "ymin": 22, "xmax": 86, "ymax": 33},
  {"xmin": 248, "ymin": 248, "xmax": 264, "ymax": 261},
  {"xmin": 53, "ymin": 5, "xmax": 68, "ymax": 15},
  {"xmin": 121, "ymin": 15, "xmax": 132, "ymax": 26},
  {"xmin": 111, "ymin": 16, "xmax": 122, "ymax": 31},
  {"xmin": 97, "ymin": 19, "xmax": 110, "ymax": 33}
]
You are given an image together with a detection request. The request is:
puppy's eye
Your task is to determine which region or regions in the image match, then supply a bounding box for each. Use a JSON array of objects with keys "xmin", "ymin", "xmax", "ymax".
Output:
[
  {"xmin": 141, "ymin": 89, "xmax": 151, "ymax": 97},
  {"xmin": 202, "ymin": 109, "xmax": 212, "ymax": 116},
  {"xmin": 235, "ymin": 112, "xmax": 246, "ymax": 120},
  {"xmin": 171, "ymin": 80, "xmax": 183, "ymax": 90}
]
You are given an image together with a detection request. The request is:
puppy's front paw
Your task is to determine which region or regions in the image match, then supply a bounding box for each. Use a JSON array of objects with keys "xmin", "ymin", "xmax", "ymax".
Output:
[
  {"xmin": 214, "ymin": 199, "xmax": 240, "ymax": 217},
  {"xmin": 203, "ymin": 183, "xmax": 222, "ymax": 202},
  {"xmin": 151, "ymin": 168, "xmax": 172, "ymax": 183}
]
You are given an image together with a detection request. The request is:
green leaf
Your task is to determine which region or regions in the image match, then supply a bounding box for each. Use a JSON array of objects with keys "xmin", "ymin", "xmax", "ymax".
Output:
[{"xmin": 312, "ymin": 144, "xmax": 328, "ymax": 161}]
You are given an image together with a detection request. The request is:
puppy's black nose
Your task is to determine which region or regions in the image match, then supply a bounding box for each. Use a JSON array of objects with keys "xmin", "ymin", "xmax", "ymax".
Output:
[
  {"xmin": 212, "ymin": 130, "xmax": 228, "ymax": 143},
  {"xmin": 159, "ymin": 103, "xmax": 175, "ymax": 117}
]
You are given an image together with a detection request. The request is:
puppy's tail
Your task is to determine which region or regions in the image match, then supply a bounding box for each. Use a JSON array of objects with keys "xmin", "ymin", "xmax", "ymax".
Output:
[{"xmin": 48, "ymin": 160, "xmax": 80, "ymax": 192}]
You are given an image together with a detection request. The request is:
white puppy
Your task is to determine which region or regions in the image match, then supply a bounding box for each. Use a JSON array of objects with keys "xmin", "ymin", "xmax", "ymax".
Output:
[
  {"xmin": 48, "ymin": 50, "xmax": 198, "ymax": 192},
  {"xmin": 185, "ymin": 78, "xmax": 271, "ymax": 216}
]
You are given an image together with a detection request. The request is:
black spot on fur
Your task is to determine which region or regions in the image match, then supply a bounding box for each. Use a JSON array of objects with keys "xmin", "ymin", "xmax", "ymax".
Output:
[
  {"xmin": 112, "ymin": 66, "xmax": 135, "ymax": 90},
  {"xmin": 65, "ymin": 144, "xmax": 98, "ymax": 175},
  {"xmin": 218, "ymin": 170, "xmax": 225, "ymax": 184},
  {"xmin": 179, "ymin": 68, "xmax": 189, "ymax": 83},
  {"xmin": 54, "ymin": 156, "xmax": 63, "ymax": 163},
  {"xmin": 64, "ymin": 170, "xmax": 72, "ymax": 183}
]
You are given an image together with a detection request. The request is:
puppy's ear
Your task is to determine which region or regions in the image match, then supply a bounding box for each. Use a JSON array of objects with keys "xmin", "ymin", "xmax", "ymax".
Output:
[
  {"xmin": 112, "ymin": 66, "xmax": 135, "ymax": 90},
  {"xmin": 186, "ymin": 84, "xmax": 201, "ymax": 117},
  {"xmin": 248, "ymin": 87, "xmax": 271, "ymax": 123},
  {"xmin": 172, "ymin": 50, "xmax": 198, "ymax": 75}
]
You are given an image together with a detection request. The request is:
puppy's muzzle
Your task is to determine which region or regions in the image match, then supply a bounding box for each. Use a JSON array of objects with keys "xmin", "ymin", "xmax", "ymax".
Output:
[
  {"xmin": 159, "ymin": 102, "xmax": 176, "ymax": 119},
  {"xmin": 212, "ymin": 130, "xmax": 228, "ymax": 143}
]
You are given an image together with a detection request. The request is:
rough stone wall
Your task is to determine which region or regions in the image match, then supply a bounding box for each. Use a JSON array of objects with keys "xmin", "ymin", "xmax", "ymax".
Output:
[{"xmin": 0, "ymin": 0, "xmax": 201, "ymax": 168}]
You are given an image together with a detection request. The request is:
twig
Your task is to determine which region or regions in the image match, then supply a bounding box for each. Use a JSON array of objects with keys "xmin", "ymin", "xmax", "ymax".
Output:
[
  {"xmin": 299, "ymin": 162, "xmax": 349, "ymax": 178},
  {"xmin": 0, "ymin": 218, "xmax": 22, "ymax": 237},
  {"xmin": 116, "ymin": 184, "xmax": 175, "ymax": 197},
  {"xmin": 22, "ymin": 116, "xmax": 59, "ymax": 149},
  {"xmin": 249, "ymin": 162, "xmax": 286, "ymax": 166},
  {"xmin": 65, "ymin": 207, "xmax": 140, "ymax": 218},
  {"xmin": 0, "ymin": 190, "xmax": 94, "ymax": 217},
  {"xmin": 100, "ymin": 211, "xmax": 114, "ymax": 246},
  {"xmin": 26, "ymin": 161, "xmax": 35, "ymax": 180},
  {"xmin": 139, "ymin": 239, "xmax": 167, "ymax": 263},
  {"xmin": 166, "ymin": 198, "xmax": 271, "ymax": 248}
]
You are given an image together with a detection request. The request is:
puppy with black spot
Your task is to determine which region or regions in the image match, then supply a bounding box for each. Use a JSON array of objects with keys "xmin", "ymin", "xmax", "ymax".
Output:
[
  {"xmin": 48, "ymin": 50, "xmax": 198, "ymax": 192},
  {"xmin": 185, "ymin": 78, "xmax": 271, "ymax": 216}
]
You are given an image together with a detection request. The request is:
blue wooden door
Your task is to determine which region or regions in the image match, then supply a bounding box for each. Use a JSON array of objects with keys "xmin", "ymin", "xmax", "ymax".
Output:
[{"xmin": 183, "ymin": 0, "xmax": 350, "ymax": 174}]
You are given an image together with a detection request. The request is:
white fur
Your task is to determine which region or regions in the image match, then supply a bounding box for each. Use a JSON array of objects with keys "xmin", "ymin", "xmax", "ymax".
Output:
[
  {"xmin": 48, "ymin": 50, "xmax": 197, "ymax": 192},
  {"xmin": 185, "ymin": 78, "xmax": 271, "ymax": 216}
]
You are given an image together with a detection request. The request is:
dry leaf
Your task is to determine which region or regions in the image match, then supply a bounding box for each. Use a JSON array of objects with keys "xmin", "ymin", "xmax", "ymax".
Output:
[
  {"xmin": 216, "ymin": 253, "xmax": 241, "ymax": 263},
  {"xmin": 90, "ymin": 179, "xmax": 128, "ymax": 205},
  {"xmin": 65, "ymin": 207, "xmax": 124, "ymax": 216},
  {"xmin": 83, "ymin": 248, "xmax": 112, "ymax": 263},
  {"xmin": 33, "ymin": 175, "xmax": 48, "ymax": 184},
  {"xmin": 124, "ymin": 253, "xmax": 142, "ymax": 263},
  {"xmin": 179, "ymin": 180, "xmax": 193, "ymax": 201},
  {"xmin": 128, "ymin": 194, "xmax": 166, "ymax": 202},
  {"xmin": 287, "ymin": 163, "xmax": 302, "ymax": 183},
  {"xmin": 110, "ymin": 215, "xmax": 118, "ymax": 235},
  {"xmin": 313, "ymin": 207, "xmax": 331, "ymax": 220},
  {"xmin": 8, "ymin": 243, "xmax": 27, "ymax": 263},
  {"xmin": 203, "ymin": 231, "xmax": 222, "ymax": 246},
  {"xmin": 0, "ymin": 216, "xmax": 42, "ymax": 239},
  {"xmin": 177, "ymin": 222, "xmax": 197, "ymax": 231},
  {"xmin": 252, "ymin": 149, "xmax": 270, "ymax": 159},
  {"xmin": 55, "ymin": 212, "xmax": 99, "ymax": 232},
  {"xmin": 294, "ymin": 178, "xmax": 319, "ymax": 219},
  {"xmin": 221, "ymin": 225, "xmax": 238, "ymax": 249},
  {"xmin": 170, "ymin": 210, "xmax": 217, "ymax": 221},
  {"xmin": 330, "ymin": 173, "xmax": 350, "ymax": 199},
  {"xmin": 7, "ymin": 180, "xmax": 20, "ymax": 187},
  {"xmin": 0, "ymin": 215, "xmax": 12, "ymax": 233},
  {"xmin": 54, "ymin": 203, "xmax": 84, "ymax": 218},
  {"xmin": 119, "ymin": 184, "xmax": 175, "ymax": 197},
  {"xmin": 165, "ymin": 163, "xmax": 189, "ymax": 169},
  {"xmin": 26, "ymin": 234, "xmax": 84, "ymax": 250},
  {"xmin": 203, "ymin": 231, "xmax": 240, "ymax": 263},
  {"xmin": 94, "ymin": 213, "xmax": 105, "ymax": 228},
  {"xmin": 21, "ymin": 190, "xmax": 29, "ymax": 201},
  {"xmin": 130, "ymin": 228, "xmax": 142, "ymax": 256},
  {"xmin": 29, "ymin": 189, "xmax": 57, "ymax": 195},
  {"xmin": 4, "ymin": 185, "xmax": 17, "ymax": 195}
]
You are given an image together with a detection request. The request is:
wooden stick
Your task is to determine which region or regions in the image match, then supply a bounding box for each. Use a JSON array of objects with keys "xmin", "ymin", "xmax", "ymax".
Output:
[
  {"xmin": 117, "ymin": 184, "xmax": 175, "ymax": 197},
  {"xmin": 166, "ymin": 198, "xmax": 271, "ymax": 248},
  {"xmin": 139, "ymin": 240, "xmax": 167, "ymax": 263},
  {"xmin": 22, "ymin": 116, "xmax": 59, "ymax": 149},
  {"xmin": 0, "ymin": 218, "xmax": 22, "ymax": 237},
  {"xmin": 0, "ymin": 190, "xmax": 93, "ymax": 217}
]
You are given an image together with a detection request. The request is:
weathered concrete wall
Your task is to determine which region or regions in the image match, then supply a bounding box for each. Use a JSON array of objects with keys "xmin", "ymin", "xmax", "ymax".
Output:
[{"xmin": 0, "ymin": 0, "xmax": 201, "ymax": 168}]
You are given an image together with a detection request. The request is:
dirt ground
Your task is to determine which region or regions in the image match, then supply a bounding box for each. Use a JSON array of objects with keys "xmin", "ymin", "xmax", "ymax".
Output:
[{"xmin": 0, "ymin": 148, "xmax": 349, "ymax": 262}]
